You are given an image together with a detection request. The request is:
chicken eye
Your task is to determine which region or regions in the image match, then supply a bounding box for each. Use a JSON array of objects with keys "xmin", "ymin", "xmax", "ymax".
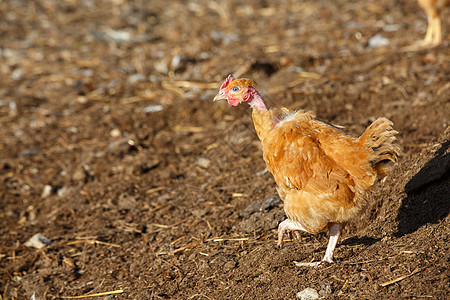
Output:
[{"xmin": 232, "ymin": 87, "xmax": 240, "ymax": 92}]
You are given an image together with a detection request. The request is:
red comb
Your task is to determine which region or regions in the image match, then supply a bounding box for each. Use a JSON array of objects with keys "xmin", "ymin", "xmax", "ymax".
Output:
[{"xmin": 220, "ymin": 75, "xmax": 236, "ymax": 90}]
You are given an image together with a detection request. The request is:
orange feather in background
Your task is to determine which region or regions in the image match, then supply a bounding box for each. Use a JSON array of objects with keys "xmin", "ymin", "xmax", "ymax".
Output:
[{"xmin": 214, "ymin": 75, "xmax": 401, "ymax": 267}]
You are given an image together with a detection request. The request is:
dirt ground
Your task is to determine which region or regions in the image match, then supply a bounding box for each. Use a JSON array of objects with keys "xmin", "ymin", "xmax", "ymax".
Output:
[{"xmin": 1, "ymin": 0, "xmax": 449, "ymax": 299}]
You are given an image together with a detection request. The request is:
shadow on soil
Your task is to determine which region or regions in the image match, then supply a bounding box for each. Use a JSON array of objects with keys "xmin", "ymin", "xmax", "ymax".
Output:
[{"xmin": 395, "ymin": 140, "xmax": 450, "ymax": 237}]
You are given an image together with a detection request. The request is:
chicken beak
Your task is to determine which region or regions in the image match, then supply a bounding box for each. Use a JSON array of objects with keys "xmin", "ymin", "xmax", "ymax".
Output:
[{"xmin": 213, "ymin": 91, "xmax": 227, "ymax": 102}]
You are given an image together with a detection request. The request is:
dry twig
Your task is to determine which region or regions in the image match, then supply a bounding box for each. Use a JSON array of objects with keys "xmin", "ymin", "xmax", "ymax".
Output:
[
  {"xmin": 379, "ymin": 268, "xmax": 423, "ymax": 287},
  {"xmin": 66, "ymin": 240, "xmax": 120, "ymax": 248},
  {"xmin": 60, "ymin": 289, "xmax": 124, "ymax": 299}
]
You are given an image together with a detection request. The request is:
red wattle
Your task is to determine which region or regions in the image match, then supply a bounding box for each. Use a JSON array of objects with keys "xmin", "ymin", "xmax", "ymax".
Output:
[{"xmin": 228, "ymin": 99, "xmax": 241, "ymax": 106}]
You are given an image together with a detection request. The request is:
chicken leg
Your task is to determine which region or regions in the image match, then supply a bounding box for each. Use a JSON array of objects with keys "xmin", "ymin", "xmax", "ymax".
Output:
[
  {"xmin": 402, "ymin": 14, "xmax": 443, "ymax": 51},
  {"xmin": 294, "ymin": 223, "xmax": 342, "ymax": 267},
  {"xmin": 277, "ymin": 219, "xmax": 306, "ymax": 246},
  {"xmin": 278, "ymin": 220, "xmax": 342, "ymax": 267},
  {"xmin": 421, "ymin": 14, "xmax": 443, "ymax": 47},
  {"xmin": 402, "ymin": 0, "xmax": 448, "ymax": 51}
]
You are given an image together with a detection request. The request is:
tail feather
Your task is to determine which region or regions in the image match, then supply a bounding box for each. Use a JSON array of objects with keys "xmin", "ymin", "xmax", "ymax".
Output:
[{"xmin": 358, "ymin": 117, "xmax": 401, "ymax": 178}]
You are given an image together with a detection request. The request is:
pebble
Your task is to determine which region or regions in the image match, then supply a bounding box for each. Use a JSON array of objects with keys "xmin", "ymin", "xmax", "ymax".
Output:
[
  {"xmin": 11, "ymin": 68, "xmax": 25, "ymax": 80},
  {"xmin": 128, "ymin": 73, "xmax": 146, "ymax": 84},
  {"xmin": 41, "ymin": 185, "xmax": 52, "ymax": 198},
  {"xmin": 110, "ymin": 128, "xmax": 121, "ymax": 137},
  {"xmin": 368, "ymin": 34, "xmax": 389, "ymax": 48},
  {"xmin": 24, "ymin": 233, "xmax": 51, "ymax": 249},
  {"xmin": 103, "ymin": 27, "xmax": 131, "ymax": 42},
  {"xmin": 144, "ymin": 105, "xmax": 164, "ymax": 113},
  {"xmin": 196, "ymin": 157, "xmax": 210, "ymax": 169},
  {"xmin": 296, "ymin": 288, "xmax": 319, "ymax": 300}
]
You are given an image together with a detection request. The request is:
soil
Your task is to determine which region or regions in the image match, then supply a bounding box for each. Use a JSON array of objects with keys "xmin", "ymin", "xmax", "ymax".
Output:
[{"xmin": 1, "ymin": 0, "xmax": 449, "ymax": 299}]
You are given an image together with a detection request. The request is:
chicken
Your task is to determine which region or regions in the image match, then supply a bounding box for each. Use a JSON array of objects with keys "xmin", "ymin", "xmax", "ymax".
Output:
[
  {"xmin": 213, "ymin": 75, "xmax": 400, "ymax": 266},
  {"xmin": 416, "ymin": 0, "xmax": 449, "ymax": 47}
]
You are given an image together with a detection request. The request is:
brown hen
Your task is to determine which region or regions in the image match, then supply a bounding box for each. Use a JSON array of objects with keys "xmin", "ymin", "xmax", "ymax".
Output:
[{"xmin": 213, "ymin": 75, "xmax": 400, "ymax": 266}]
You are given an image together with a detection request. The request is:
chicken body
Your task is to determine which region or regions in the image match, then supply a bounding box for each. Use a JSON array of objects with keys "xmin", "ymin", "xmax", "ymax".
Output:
[
  {"xmin": 417, "ymin": 0, "xmax": 449, "ymax": 47},
  {"xmin": 214, "ymin": 75, "xmax": 400, "ymax": 266},
  {"xmin": 253, "ymin": 108, "xmax": 399, "ymax": 266}
]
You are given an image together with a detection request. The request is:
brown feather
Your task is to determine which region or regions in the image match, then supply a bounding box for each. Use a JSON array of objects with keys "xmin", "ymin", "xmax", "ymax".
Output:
[{"xmin": 227, "ymin": 79, "xmax": 257, "ymax": 90}]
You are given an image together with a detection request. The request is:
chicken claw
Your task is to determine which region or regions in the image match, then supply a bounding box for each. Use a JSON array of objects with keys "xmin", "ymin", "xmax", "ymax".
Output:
[
  {"xmin": 293, "ymin": 223, "xmax": 342, "ymax": 267},
  {"xmin": 293, "ymin": 261, "xmax": 325, "ymax": 267},
  {"xmin": 277, "ymin": 219, "xmax": 307, "ymax": 246}
]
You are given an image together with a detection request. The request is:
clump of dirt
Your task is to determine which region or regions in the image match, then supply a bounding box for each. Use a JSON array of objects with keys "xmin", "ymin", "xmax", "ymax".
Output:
[{"xmin": 1, "ymin": 0, "xmax": 449, "ymax": 299}]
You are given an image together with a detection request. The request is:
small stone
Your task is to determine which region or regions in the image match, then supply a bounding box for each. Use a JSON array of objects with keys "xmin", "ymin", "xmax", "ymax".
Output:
[
  {"xmin": 128, "ymin": 73, "xmax": 146, "ymax": 84},
  {"xmin": 24, "ymin": 233, "xmax": 51, "ymax": 249},
  {"xmin": 110, "ymin": 128, "xmax": 121, "ymax": 137},
  {"xmin": 57, "ymin": 186, "xmax": 69, "ymax": 198},
  {"xmin": 143, "ymin": 105, "xmax": 163, "ymax": 113},
  {"xmin": 11, "ymin": 68, "xmax": 25, "ymax": 80},
  {"xmin": 296, "ymin": 288, "xmax": 319, "ymax": 300},
  {"xmin": 154, "ymin": 61, "xmax": 169, "ymax": 74},
  {"xmin": 104, "ymin": 27, "xmax": 131, "ymax": 42},
  {"xmin": 77, "ymin": 95, "xmax": 88, "ymax": 104},
  {"xmin": 196, "ymin": 157, "xmax": 210, "ymax": 169},
  {"xmin": 170, "ymin": 54, "xmax": 185, "ymax": 71},
  {"xmin": 41, "ymin": 185, "xmax": 52, "ymax": 198},
  {"xmin": 368, "ymin": 34, "xmax": 389, "ymax": 48}
]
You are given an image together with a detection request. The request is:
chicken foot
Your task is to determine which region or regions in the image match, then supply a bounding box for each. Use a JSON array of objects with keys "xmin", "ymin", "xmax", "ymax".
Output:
[
  {"xmin": 402, "ymin": 14, "xmax": 443, "ymax": 51},
  {"xmin": 423, "ymin": 15, "xmax": 442, "ymax": 46},
  {"xmin": 277, "ymin": 219, "xmax": 307, "ymax": 246},
  {"xmin": 294, "ymin": 223, "xmax": 342, "ymax": 267}
]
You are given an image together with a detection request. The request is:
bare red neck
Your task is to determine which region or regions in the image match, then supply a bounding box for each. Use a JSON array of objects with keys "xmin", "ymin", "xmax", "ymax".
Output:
[{"xmin": 247, "ymin": 87, "xmax": 267, "ymax": 111}]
